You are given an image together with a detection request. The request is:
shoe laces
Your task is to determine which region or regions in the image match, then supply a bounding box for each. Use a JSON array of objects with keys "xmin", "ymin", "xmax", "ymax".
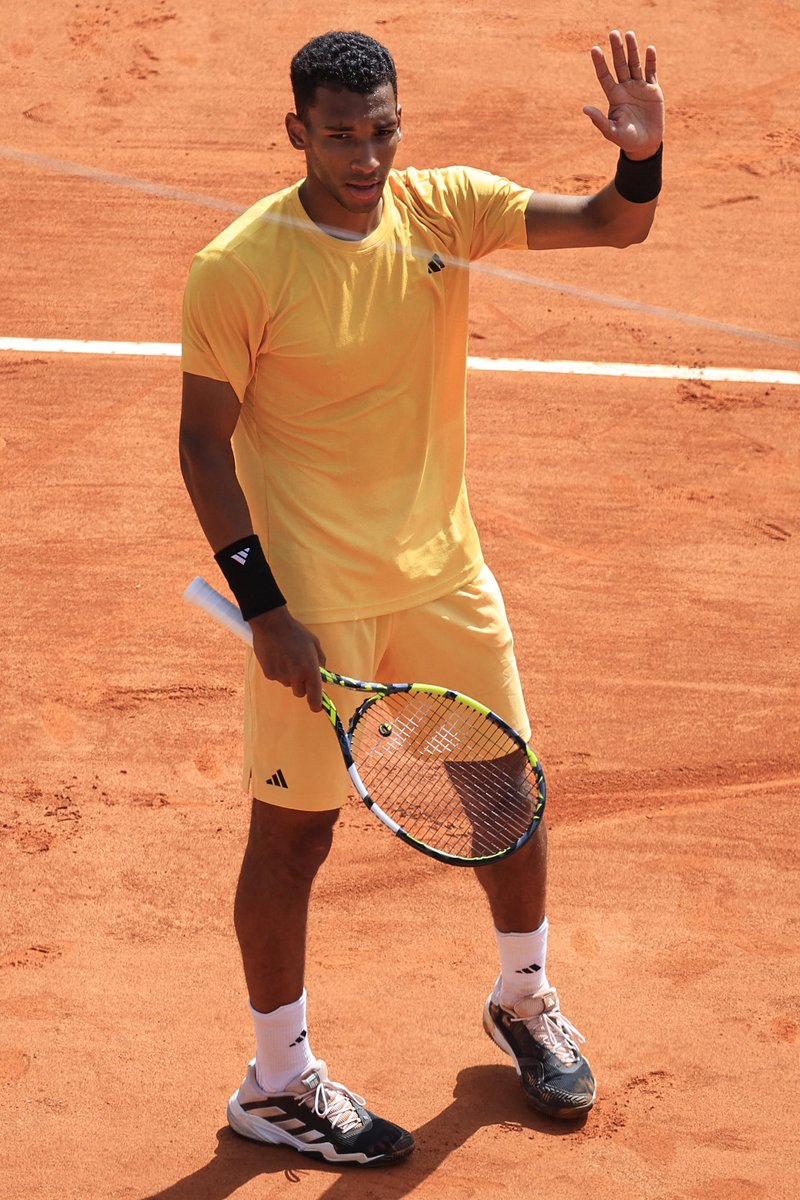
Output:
[
  {"xmin": 509, "ymin": 989, "xmax": 587, "ymax": 1066},
  {"xmin": 297, "ymin": 1065, "xmax": 366, "ymax": 1135}
]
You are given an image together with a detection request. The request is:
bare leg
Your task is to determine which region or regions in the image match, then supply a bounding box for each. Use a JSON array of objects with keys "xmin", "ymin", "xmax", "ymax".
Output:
[
  {"xmin": 472, "ymin": 820, "xmax": 548, "ymax": 932},
  {"xmin": 234, "ymin": 798, "xmax": 340, "ymax": 1013}
]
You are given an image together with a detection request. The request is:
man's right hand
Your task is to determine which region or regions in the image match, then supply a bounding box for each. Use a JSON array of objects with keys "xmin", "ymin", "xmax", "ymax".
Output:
[{"xmin": 249, "ymin": 606, "xmax": 326, "ymax": 712}]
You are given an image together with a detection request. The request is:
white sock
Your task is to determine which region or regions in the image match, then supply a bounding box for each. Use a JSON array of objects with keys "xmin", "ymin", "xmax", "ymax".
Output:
[
  {"xmin": 250, "ymin": 990, "xmax": 316, "ymax": 1093},
  {"xmin": 494, "ymin": 918, "xmax": 551, "ymax": 1008}
]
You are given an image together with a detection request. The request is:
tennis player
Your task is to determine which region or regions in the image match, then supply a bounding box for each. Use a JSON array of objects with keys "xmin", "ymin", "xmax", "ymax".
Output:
[{"xmin": 180, "ymin": 29, "xmax": 664, "ymax": 1165}]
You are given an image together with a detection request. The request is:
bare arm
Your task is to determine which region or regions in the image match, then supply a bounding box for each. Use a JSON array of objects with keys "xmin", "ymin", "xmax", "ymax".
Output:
[
  {"xmin": 179, "ymin": 372, "xmax": 252, "ymax": 550},
  {"xmin": 179, "ymin": 372, "xmax": 325, "ymax": 711},
  {"xmin": 525, "ymin": 30, "xmax": 664, "ymax": 251}
]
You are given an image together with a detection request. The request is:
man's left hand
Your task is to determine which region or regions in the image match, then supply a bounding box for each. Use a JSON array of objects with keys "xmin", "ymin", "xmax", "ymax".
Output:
[{"xmin": 583, "ymin": 30, "xmax": 664, "ymax": 160}]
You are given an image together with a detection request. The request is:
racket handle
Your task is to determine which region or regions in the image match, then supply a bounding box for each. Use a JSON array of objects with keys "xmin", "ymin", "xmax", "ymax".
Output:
[{"xmin": 183, "ymin": 576, "xmax": 254, "ymax": 647}]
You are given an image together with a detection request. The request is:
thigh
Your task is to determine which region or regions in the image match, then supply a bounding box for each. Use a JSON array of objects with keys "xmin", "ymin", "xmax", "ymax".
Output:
[
  {"xmin": 243, "ymin": 615, "xmax": 385, "ymax": 810},
  {"xmin": 379, "ymin": 565, "xmax": 532, "ymax": 740}
]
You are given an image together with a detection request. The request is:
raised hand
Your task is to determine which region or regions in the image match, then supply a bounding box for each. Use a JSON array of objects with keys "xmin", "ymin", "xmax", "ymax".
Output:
[{"xmin": 583, "ymin": 30, "xmax": 664, "ymax": 160}]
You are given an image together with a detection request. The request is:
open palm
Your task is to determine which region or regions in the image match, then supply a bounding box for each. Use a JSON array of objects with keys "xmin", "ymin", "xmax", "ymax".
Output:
[{"xmin": 584, "ymin": 30, "xmax": 664, "ymax": 159}]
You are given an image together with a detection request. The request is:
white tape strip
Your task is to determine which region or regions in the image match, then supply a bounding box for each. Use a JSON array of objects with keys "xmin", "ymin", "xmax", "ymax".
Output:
[{"xmin": 183, "ymin": 577, "xmax": 252, "ymax": 646}]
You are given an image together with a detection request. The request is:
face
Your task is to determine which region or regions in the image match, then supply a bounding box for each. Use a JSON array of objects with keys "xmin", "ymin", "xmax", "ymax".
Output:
[{"xmin": 286, "ymin": 83, "xmax": 402, "ymax": 232}]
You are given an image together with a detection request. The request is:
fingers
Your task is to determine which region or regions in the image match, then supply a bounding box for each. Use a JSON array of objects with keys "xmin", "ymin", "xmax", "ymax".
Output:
[
  {"xmin": 304, "ymin": 637, "xmax": 326, "ymax": 711},
  {"xmin": 589, "ymin": 43, "xmax": 617, "ymax": 100},
  {"xmin": 625, "ymin": 31, "xmax": 642, "ymax": 81},
  {"xmin": 251, "ymin": 609, "xmax": 327, "ymax": 713},
  {"xmin": 610, "ymin": 29, "xmax": 631, "ymax": 82},
  {"xmin": 303, "ymin": 668, "xmax": 323, "ymax": 713},
  {"xmin": 644, "ymin": 43, "xmax": 658, "ymax": 85},
  {"xmin": 283, "ymin": 661, "xmax": 322, "ymax": 711},
  {"xmin": 280, "ymin": 666, "xmax": 318, "ymax": 706},
  {"xmin": 582, "ymin": 104, "xmax": 612, "ymax": 138},
  {"xmin": 313, "ymin": 635, "xmax": 326, "ymax": 670},
  {"xmin": 295, "ymin": 636, "xmax": 325, "ymax": 711},
  {"xmin": 284, "ymin": 644, "xmax": 325, "ymax": 712},
  {"xmin": 591, "ymin": 30, "xmax": 657, "ymax": 93}
]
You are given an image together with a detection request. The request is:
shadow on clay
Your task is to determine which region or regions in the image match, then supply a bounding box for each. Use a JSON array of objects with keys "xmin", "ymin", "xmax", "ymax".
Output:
[{"xmin": 139, "ymin": 1063, "xmax": 588, "ymax": 1200}]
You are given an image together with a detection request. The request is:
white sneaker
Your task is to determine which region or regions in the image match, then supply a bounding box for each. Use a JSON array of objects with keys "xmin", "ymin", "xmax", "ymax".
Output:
[{"xmin": 227, "ymin": 1059, "xmax": 415, "ymax": 1165}]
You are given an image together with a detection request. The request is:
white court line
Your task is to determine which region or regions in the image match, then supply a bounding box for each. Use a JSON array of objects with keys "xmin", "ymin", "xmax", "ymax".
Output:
[
  {"xmin": 3, "ymin": 144, "xmax": 800, "ymax": 352},
  {"xmin": 0, "ymin": 337, "xmax": 798, "ymax": 385},
  {"xmin": 468, "ymin": 357, "xmax": 800, "ymax": 385},
  {"xmin": 0, "ymin": 338, "xmax": 182, "ymax": 357}
]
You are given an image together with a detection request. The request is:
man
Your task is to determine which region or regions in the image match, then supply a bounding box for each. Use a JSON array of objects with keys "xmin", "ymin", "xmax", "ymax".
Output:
[{"xmin": 180, "ymin": 29, "xmax": 664, "ymax": 1166}]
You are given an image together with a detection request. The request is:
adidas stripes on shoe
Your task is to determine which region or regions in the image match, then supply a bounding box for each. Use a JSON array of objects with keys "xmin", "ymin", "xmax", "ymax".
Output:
[{"xmin": 227, "ymin": 1059, "xmax": 415, "ymax": 1166}]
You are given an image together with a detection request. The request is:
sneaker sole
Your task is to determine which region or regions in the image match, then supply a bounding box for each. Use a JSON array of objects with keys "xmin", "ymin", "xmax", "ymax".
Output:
[
  {"xmin": 227, "ymin": 1094, "xmax": 414, "ymax": 1166},
  {"xmin": 482, "ymin": 998, "xmax": 596, "ymax": 1120}
]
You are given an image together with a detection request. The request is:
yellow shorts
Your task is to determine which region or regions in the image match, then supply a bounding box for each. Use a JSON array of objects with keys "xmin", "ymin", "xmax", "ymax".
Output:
[{"xmin": 243, "ymin": 564, "xmax": 531, "ymax": 811}]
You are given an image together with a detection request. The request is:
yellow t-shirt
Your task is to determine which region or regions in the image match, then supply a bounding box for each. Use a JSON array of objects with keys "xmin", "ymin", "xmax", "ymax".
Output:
[{"xmin": 182, "ymin": 165, "xmax": 531, "ymax": 623}]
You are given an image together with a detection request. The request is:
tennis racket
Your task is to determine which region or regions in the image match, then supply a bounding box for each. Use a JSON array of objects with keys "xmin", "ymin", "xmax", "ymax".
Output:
[{"xmin": 183, "ymin": 576, "xmax": 546, "ymax": 867}]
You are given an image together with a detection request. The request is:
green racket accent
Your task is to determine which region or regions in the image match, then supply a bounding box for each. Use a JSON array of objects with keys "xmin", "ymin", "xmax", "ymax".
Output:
[
  {"xmin": 345, "ymin": 687, "xmax": 545, "ymax": 866},
  {"xmin": 183, "ymin": 576, "xmax": 546, "ymax": 867}
]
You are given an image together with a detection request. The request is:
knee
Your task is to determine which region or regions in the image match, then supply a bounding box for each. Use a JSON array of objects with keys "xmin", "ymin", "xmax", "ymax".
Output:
[
  {"xmin": 281, "ymin": 821, "xmax": 336, "ymax": 878},
  {"xmin": 243, "ymin": 803, "xmax": 338, "ymax": 884}
]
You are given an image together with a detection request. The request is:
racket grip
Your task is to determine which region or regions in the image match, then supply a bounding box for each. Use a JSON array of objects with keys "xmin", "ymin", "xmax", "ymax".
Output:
[{"xmin": 183, "ymin": 576, "xmax": 254, "ymax": 647}]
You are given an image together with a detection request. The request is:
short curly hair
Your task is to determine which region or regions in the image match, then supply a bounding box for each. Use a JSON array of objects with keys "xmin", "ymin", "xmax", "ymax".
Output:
[{"xmin": 290, "ymin": 31, "xmax": 397, "ymax": 119}]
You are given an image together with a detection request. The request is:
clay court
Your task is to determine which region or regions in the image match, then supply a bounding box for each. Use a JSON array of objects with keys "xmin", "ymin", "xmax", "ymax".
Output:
[{"xmin": 2, "ymin": 2, "xmax": 799, "ymax": 1197}]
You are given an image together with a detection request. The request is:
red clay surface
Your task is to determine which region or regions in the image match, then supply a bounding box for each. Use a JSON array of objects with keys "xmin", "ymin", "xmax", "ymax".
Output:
[{"xmin": 2, "ymin": 4, "xmax": 799, "ymax": 1199}]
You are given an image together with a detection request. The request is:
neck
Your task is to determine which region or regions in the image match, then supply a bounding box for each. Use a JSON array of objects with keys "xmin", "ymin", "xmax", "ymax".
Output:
[{"xmin": 298, "ymin": 179, "xmax": 384, "ymax": 241}]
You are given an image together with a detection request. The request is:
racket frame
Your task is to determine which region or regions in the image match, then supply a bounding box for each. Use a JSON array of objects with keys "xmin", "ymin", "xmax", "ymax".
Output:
[{"xmin": 183, "ymin": 576, "xmax": 546, "ymax": 866}]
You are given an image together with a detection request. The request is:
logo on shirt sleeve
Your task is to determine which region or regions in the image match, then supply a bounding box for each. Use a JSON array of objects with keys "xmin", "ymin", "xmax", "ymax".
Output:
[{"xmin": 427, "ymin": 253, "xmax": 446, "ymax": 274}]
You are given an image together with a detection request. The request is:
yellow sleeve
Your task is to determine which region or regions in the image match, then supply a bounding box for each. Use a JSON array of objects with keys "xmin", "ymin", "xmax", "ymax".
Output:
[
  {"xmin": 433, "ymin": 166, "xmax": 531, "ymax": 260},
  {"xmin": 181, "ymin": 248, "xmax": 269, "ymax": 402}
]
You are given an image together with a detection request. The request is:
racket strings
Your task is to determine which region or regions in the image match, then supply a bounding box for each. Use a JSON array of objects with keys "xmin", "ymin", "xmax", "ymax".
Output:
[{"xmin": 349, "ymin": 692, "xmax": 542, "ymax": 859}]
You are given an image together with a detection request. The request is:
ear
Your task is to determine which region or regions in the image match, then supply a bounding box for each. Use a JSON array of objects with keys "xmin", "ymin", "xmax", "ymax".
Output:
[
  {"xmin": 285, "ymin": 111, "xmax": 307, "ymax": 150},
  {"xmin": 396, "ymin": 103, "xmax": 403, "ymax": 139}
]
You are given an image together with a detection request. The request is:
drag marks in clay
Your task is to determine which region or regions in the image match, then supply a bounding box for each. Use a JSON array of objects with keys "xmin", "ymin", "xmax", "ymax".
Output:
[{"xmin": 1, "ymin": 782, "xmax": 82, "ymax": 854}]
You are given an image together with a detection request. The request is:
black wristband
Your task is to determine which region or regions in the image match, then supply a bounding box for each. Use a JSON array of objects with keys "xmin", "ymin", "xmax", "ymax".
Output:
[
  {"xmin": 614, "ymin": 143, "xmax": 663, "ymax": 203},
  {"xmin": 214, "ymin": 535, "xmax": 286, "ymax": 621}
]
